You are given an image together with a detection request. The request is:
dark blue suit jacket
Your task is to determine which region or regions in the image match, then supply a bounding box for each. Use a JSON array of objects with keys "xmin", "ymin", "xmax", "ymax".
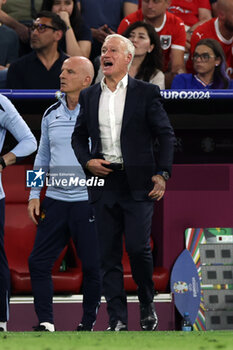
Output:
[{"xmin": 72, "ymin": 76, "xmax": 175, "ymax": 201}]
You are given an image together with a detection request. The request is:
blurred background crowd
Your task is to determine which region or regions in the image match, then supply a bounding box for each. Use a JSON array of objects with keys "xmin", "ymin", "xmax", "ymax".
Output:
[{"xmin": 0, "ymin": 0, "xmax": 232, "ymax": 89}]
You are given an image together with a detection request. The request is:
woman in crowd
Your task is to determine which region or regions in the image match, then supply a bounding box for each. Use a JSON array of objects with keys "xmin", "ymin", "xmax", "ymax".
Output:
[
  {"xmin": 41, "ymin": 0, "xmax": 91, "ymax": 57},
  {"xmin": 172, "ymin": 38, "xmax": 233, "ymax": 89},
  {"xmin": 95, "ymin": 21, "xmax": 165, "ymax": 89},
  {"xmin": 123, "ymin": 21, "xmax": 165, "ymax": 89}
]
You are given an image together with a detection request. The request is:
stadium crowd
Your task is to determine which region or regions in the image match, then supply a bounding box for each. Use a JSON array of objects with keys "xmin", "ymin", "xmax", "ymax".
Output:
[{"xmin": 0, "ymin": 0, "xmax": 232, "ymax": 89}]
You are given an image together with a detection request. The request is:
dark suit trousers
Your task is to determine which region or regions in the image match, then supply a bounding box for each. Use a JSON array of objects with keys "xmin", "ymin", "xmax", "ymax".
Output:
[{"xmin": 93, "ymin": 171, "xmax": 155, "ymax": 326}]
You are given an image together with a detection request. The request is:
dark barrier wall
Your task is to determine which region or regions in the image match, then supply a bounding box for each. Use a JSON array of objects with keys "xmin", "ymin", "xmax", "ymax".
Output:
[
  {"xmin": 1, "ymin": 89, "xmax": 233, "ymax": 164},
  {"xmin": 1, "ymin": 89, "xmax": 233, "ymax": 275}
]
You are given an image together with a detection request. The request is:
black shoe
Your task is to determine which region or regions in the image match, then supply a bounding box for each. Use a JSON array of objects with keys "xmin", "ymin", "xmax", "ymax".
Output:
[
  {"xmin": 0, "ymin": 327, "xmax": 5, "ymax": 332},
  {"xmin": 106, "ymin": 320, "xmax": 128, "ymax": 331},
  {"xmin": 33, "ymin": 325, "xmax": 49, "ymax": 332},
  {"xmin": 140, "ymin": 302, "xmax": 158, "ymax": 331},
  {"xmin": 76, "ymin": 323, "xmax": 93, "ymax": 331}
]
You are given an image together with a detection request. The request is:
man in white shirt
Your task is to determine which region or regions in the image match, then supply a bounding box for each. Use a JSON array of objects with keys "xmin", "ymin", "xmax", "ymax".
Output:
[{"xmin": 72, "ymin": 34, "xmax": 175, "ymax": 331}]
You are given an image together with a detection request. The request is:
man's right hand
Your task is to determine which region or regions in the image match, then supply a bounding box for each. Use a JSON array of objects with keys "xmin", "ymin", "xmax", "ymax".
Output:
[
  {"xmin": 86, "ymin": 159, "xmax": 113, "ymax": 176},
  {"xmin": 91, "ymin": 25, "xmax": 114, "ymax": 43},
  {"xmin": 28, "ymin": 198, "xmax": 40, "ymax": 225}
]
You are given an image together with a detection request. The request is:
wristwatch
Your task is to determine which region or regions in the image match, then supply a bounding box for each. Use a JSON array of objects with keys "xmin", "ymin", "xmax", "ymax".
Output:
[
  {"xmin": 157, "ymin": 171, "xmax": 170, "ymax": 181},
  {"xmin": 0, "ymin": 156, "xmax": 6, "ymax": 169}
]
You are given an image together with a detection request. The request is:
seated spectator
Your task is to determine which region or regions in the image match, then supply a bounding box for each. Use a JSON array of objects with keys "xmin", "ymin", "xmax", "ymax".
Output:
[
  {"xmin": 0, "ymin": 0, "xmax": 42, "ymax": 48},
  {"xmin": 78, "ymin": 0, "xmax": 138, "ymax": 60},
  {"xmin": 168, "ymin": 0, "xmax": 212, "ymax": 53},
  {"xmin": 41, "ymin": 0, "xmax": 92, "ymax": 57},
  {"xmin": 168, "ymin": 0, "xmax": 212, "ymax": 29},
  {"xmin": 172, "ymin": 38, "xmax": 233, "ymax": 89},
  {"xmin": 210, "ymin": 0, "xmax": 218, "ymax": 17},
  {"xmin": 124, "ymin": 21, "xmax": 165, "ymax": 88},
  {"xmin": 2, "ymin": 0, "xmax": 42, "ymax": 24},
  {"xmin": 6, "ymin": 11, "xmax": 68, "ymax": 89},
  {"xmin": 95, "ymin": 22, "xmax": 165, "ymax": 89},
  {"xmin": 186, "ymin": 0, "xmax": 233, "ymax": 79},
  {"xmin": 0, "ymin": 0, "xmax": 19, "ymax": 88},
  {"xmin": 117, "ymin": 0, "xmax": 186, "ymax": 88}
]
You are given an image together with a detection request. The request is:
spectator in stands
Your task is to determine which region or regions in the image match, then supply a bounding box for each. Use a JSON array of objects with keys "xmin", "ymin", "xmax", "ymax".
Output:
[
  {"xmin": 77, "ymin": 0, "xmax": 138, "ymax": 60},
  {"xmin": 0, "ymin": 94, "xmax": 37, "ymax": 332},
  {"xmin": 124, "ymin": 21, "xmax": 165, "ymax": 88},
  {"xmin": 0, "ymin": 0, "xmax": 42, "ymax": 55},
  {"xmin": 210, "ymin": 0, "xmax": 218, "ymax": 17},
  {"xmin": 186, "ymin": 0, "xmax": 233, "ymax": 79},
  {"xmin": 117, "ymin": 0, "xmax": 186, "ymax": 88},
  {"xmin": 28, "ymin": 56, "xmax": 101, "ymax": 333},
  {"xmin": 168, "ymin": 0, "xmax": 212, "ymax": 29},
  {"xmin": 41, "ymin": 0, "xmax": 92, "ymax": 57},
  {"xmin": 168, "ymin": 0, "xmax": 212, "ymax": 53},
  {"xmin": 95, "ymin": 22, "xmax": 165, "ymax": 89},
  {"xmin": 172, "ymin": 38, "xmax": 233, "ymax": 89},
  {"xmin": 3, "ymin": 0, "xmax": 42, "ymax": 25},
  {"xmin": 2, "ymin": 0, "xmax": 42, "ymax": 25},
  {"xmin": 0, "ymin": 0, "xmax": 19, "ymax": 88},
  {"xmin": 6, "ymin": 11, "xmax": 68, "ymax": 89}
]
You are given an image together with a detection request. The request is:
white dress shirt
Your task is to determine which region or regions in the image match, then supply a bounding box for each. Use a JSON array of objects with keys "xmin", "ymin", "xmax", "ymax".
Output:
[{"xmin": 98, "ymin": 74, "xmax": 128, "ymax": 163}]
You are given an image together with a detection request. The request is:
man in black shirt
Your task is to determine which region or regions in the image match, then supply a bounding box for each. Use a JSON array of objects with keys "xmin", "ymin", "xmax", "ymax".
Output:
[{"xmin": 6, "ymin": 11, "xmax": 68, "ymax": 89}]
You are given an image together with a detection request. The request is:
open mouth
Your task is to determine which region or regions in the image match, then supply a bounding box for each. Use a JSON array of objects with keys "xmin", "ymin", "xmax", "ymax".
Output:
[{"xmin": 104, "ymin": 62, "xmax": 113, "ymax": 67}]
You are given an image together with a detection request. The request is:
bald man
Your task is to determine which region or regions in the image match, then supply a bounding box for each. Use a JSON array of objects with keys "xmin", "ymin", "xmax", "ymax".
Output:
[
  {"xmin": 28, "ymin": 56, "xmax": 101, "ymax": 332},
  {"xmin": 187, "ymin": 0, "xmax": 233, "ymax": 78}
]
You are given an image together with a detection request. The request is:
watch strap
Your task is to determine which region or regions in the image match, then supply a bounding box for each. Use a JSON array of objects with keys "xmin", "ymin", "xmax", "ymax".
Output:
[
  {"xmin": 0, "ymin": 156, "xmax": 6, "ymax": 169},
  {"xmin": 156, "ymin": 171, "xmax": 170, "ymax": 181}
]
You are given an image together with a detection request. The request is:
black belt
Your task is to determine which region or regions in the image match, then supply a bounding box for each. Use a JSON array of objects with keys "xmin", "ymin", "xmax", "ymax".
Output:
[{"xmin": 104, "ymin": 163, "xmax": 124, "ymax": 171}]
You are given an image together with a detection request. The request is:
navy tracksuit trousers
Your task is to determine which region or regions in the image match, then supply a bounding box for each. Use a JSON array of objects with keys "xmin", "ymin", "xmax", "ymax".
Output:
[
  {"xmin": 0, "ymin": 198, "xmax": 10, "ymax": 322},
  {"xmin": 28, "ymin": 197, "xmax": 101, "ymax": 327}
]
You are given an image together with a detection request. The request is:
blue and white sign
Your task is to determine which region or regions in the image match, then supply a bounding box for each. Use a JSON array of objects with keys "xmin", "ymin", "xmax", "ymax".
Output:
[{"xmin": 26, "ymin": 168, "xmax": 45, "ymax": 188}]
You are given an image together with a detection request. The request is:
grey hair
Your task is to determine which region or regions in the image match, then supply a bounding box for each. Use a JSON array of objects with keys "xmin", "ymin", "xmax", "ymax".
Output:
[{"xmin": 103, "ymin": 34, "xmax": 135, "ymax": 70}]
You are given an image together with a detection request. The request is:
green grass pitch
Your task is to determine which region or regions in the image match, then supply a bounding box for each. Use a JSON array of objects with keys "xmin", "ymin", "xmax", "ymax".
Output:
[{"xmin": 1, "ymin": 331, "xmax": 233, "ymax": 350}]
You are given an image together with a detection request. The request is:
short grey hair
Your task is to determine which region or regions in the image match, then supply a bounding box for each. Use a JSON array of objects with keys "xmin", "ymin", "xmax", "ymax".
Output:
[{"xmin": 103, "ymin": 34, "xmax": 135, "ymax": 69}]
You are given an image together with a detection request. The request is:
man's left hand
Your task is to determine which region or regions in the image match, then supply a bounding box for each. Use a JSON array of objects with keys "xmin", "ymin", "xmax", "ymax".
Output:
[{"xmin": 148, "ymin": 175, "xmax": 166, "ymax": 201}]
